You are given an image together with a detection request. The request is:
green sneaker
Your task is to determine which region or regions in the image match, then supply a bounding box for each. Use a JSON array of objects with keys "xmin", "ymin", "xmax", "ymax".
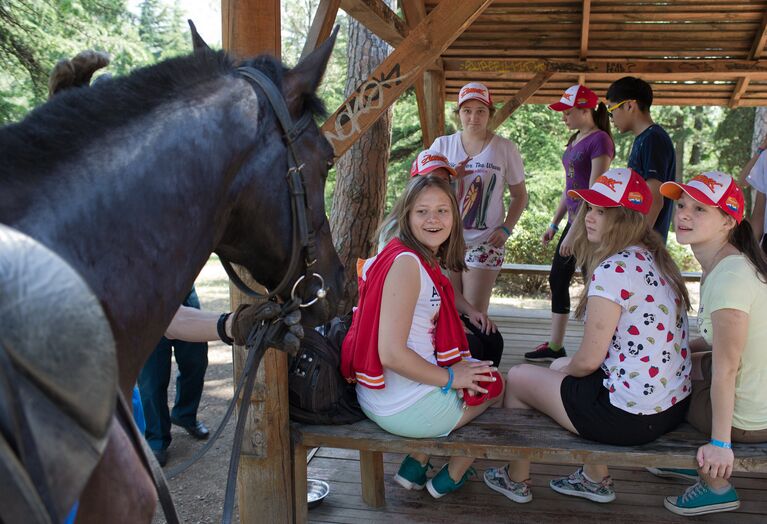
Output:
[
  {"xmin": 646, "ymin": 467, "xmax": 699, "ymax": 482},
  {"xmin": 393, "ymin": 455, "xmax": 431, "ymax": 490},
  {"xmin": 426, "ymin": 464, "xmax": 475, "ymax": 499},
  {"xmin": 664, "ymin": 480, "xmax": 740, "ymax": 516}
]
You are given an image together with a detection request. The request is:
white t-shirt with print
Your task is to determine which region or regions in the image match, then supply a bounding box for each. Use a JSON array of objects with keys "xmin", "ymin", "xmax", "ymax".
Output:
[
  {"xmin": 431, "ymin": 132, "xmax": 526, "ymax": 245},
  {"xmin": 355, "ymin": 252, "xmax": 442, "ymax": 416},
  {"xmin": 588, "ymin": 246, "xmax": 692, "ymax": 415},
  {"xmin": 747, "ymin": 151, "xmax": 767, "ymax": 234}
]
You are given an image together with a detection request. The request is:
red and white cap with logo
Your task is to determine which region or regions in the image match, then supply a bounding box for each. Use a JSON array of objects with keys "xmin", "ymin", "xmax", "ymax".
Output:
[
  {"xmin": 548, "ymin": 85, "xmax": 599, "ymax": 111},
  {"xmin": 568, "ymin": 167, "xmax": 652, "ymax": 215},
  {"xmin": 458, "ymin": 82, "xmax": 492, "ymax": 107},
  {"xmin": 659, "ymin": 171, "xmax": 744, "ymax": 223},
  {"xmin": 410, "ymin": 149, "xmax": 457, "ymax": 178}
]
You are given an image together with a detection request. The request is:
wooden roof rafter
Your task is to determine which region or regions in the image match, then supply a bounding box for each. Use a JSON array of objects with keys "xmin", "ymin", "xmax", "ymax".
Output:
[{"xmin": 731, "ymin": 7, "xmax": 767, "ymax": 107}]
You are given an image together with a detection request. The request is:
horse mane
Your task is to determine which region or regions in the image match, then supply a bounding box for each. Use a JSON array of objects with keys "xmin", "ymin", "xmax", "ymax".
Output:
[{"xmin": 0, "ymin": 50, "xmax": 326, "ymax": 181}]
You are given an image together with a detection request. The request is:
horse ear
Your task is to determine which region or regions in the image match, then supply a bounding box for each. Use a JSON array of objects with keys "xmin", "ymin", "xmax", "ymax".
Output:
[
  {"xmin": 188, "ymin": 19, "xmax": 211, "ymax": 52},
  {"xmin": 283, "ymin": 26, "xmax": 339, "ymax": 114}
]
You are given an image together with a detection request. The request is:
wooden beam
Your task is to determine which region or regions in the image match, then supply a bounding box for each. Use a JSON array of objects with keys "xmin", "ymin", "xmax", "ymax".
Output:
[
  {"xmin": 750, "ymin": 8, "xmax": 767, "ymax": 59},
  {"xmin": 402, "ymin": 0, "xmax": 440, "ymax": 147},
  {"xmin": 339, "ymin": 0, "xmax": 408, "ymax": 47},
  {"xmin": 322, "ymin": 0, "xmax": 494, "ymax": 159},
  {"xmin": 300, "ymin": 0, "xmax": 341, "ymax": 60},
  {"xmin": 442, "ymin": 58, "xmax": 767, "ymax": 80},
  {"xmin": 421, "ymin": 68, "xmax": 446, "ymax": 147},
  {"xmin": 222, "ymin": 2, "xmax": 294, "ymax": 524},
  {"xmin": 729, "ymin": 76, "xmax": 751, "ymax": 108},
  {"xmin": 489, "ymin": 72, "xmax": 552, "ymax": 131},
  {"xmin": 579, "ymin": 0, "xmax": 591, "ymax": 60}
]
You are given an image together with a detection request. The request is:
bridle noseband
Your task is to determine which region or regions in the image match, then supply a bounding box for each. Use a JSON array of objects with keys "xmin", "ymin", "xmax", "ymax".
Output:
[{"xmin": 218, "ymin": 66, "xmax": 328, "ymax": 310}]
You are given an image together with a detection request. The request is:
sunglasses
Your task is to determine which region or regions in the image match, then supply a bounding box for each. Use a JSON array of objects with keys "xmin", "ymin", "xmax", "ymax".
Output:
[{"xmin": 607, "ymin": 99, "xmax": 634, "ymax": 118}]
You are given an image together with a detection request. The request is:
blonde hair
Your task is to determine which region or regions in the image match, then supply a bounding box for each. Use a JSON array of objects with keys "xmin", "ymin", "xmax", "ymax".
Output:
[
  {"xmin": 570, "ymin": 205, "xmax": 690, "ymax": 319},
  {"xmin": 393, "ymin": 175, "xmax": 466, "ymax": 272},
  {"xmin": 48, "ymin": 50, "xmax": 110, "ymax": 99}
]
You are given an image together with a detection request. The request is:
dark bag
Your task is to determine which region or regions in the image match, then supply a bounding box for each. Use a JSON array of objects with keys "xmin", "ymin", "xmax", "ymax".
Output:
[{"xmin": 287, "ymin": 314, "xmax": 364, "ymax": 425}]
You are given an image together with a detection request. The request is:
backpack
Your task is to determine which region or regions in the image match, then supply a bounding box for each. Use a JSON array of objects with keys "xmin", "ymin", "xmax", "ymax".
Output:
[{"xmin": 287, "ymin": 314, "xmax": 365, "ymax": 425}]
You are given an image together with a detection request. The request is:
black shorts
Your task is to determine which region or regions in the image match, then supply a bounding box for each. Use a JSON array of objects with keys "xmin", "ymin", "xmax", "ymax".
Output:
[{"xmin": 560, "ymin": 369, "xmax": 690, "ymax": 446}]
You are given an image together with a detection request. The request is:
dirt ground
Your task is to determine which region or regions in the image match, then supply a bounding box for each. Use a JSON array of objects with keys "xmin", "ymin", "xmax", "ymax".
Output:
[{"xmin": 150, "ymin": 257, "xmax": 700, "ymax": 523}]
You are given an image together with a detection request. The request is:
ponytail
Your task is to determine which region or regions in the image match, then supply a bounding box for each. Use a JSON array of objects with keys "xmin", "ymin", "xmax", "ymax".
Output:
[
  {"xmin": 729, "ymin": 219, "xmax": 767, "ymax": 283},
  {"xmin": 593, "ymin": 102, "xmax": 612, "ymax": 141}
]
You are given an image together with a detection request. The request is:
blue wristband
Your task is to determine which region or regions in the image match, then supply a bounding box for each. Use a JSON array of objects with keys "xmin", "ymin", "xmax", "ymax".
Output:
[
  {"xmin": 710, "ymin": 439, "xmax": 732, "ymax": 449},
  {"xmin": 549, "ymin": 222, "xmax": 559, "ymax": 232},
  {"xmin": 500, "ymin": 225, "xmax": 511, "ymax": 236},
  {"xmin": 441, "ymin": 367, "xmax": 454, "ymax": 394}
]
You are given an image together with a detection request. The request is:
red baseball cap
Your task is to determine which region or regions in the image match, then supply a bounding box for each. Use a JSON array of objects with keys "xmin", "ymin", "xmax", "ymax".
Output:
[
  {"xmin": 410, "ymin": 150, "xmax": 457, "ymax": 179},
  {"xmin": 568, "ymin": 167, "xmax": 652, "ymax": 215},
  {"xmin": 660, "ymin": 171, "xmax": 744, "ymax": 223},
  {"xmin": 549, "ymin": 85, "xmax": 599, "ymax": 111},
  {"xmin": 458, "ymin": 82, "xmax": 492, "ymax": 107}
]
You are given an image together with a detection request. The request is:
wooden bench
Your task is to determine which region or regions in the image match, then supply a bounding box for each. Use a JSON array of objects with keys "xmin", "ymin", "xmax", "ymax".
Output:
[
  {"xmin": 291, "ymin": 408, "xmax": 767, "ymax": 521},
  {"xmin": 500, "ymin": 263, "xmax": 702, "ymax": 282}
]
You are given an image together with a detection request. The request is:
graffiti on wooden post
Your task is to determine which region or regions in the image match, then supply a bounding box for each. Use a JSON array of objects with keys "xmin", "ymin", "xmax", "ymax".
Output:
[{"xmin": 324, "ymin": 63, "xmax": 412, "ymax": 147}]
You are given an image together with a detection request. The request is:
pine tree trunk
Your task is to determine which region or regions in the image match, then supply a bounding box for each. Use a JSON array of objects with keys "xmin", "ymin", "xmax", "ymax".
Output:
[{"xmin": 330, "ymin": 5, "xmax": 395, "ymax": 307}]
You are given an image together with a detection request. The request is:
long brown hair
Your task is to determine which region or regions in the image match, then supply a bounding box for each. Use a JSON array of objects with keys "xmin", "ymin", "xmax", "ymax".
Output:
[
  {"xmin": 394, "ymin": 175, "xmax": 466, "ymax": 272},
  {"xmin": 571, "ymin": 205, "xmax": 691, "ymax": 319},
  {"xmin": 727, "ymin": 218, "xmax": 767, "ymax": 283},
  {"xmin": 566, "ymin": 103, "xmax": 612, "ymax": 146}
]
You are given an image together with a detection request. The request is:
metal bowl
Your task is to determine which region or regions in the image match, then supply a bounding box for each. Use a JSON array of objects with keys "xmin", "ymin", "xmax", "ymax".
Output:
[{"xmin": 307, "ymin": 478, "xmax": 330, "ymax": 509}]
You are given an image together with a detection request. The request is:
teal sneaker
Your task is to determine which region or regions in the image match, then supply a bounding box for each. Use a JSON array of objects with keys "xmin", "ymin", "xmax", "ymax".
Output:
[
  {"xmin": 646, "ymin": 467, "xmax": 699, "ymax": 482},
  {"xmin": 549, "ymin": 467, "xmax": 616, "ymax": 503},
  {"xmin": 664, "ymin": 480, "xmax": 740, "ymax": 516},
  {"xmin": 426, "ymin": 464, "xmax": 475, "ymax": 499},
  {"xmin": 393, "ymin": 455, "xmax": 431, "ymax": 490}
]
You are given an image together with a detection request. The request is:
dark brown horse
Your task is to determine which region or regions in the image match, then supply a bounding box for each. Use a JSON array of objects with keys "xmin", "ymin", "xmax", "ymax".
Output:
[{"xmin": 0, "ymin": 32, "xmax": 343, "ymax": 523}]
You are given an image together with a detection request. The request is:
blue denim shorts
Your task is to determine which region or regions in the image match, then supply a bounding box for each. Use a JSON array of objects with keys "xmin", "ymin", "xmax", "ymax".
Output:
[{"xmin": 362, "ymin": 388, "xmax": 464, "ymax": 438}]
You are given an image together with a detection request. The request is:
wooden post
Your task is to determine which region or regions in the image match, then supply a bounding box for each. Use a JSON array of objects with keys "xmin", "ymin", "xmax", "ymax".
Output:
[
  {"xmin": 359, "ymin": 450, "xmax": 385, "ymax": 507},
  {"xmin": 221, "ymin": 2, "xmax": 294, "ymax": 523},
  {"xmin": 301, "ymin": 0, "xmax": 341, "ymax": 61},
  {"xmin": 489, "ymin": 72, "xmax": 553, "ymax": 131}
]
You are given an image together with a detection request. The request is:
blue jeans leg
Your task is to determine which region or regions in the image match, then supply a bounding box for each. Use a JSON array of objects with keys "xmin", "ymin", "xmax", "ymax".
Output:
[{"xmin": 138, "ymin": 337, "xmax": 173, "ymax": 451}]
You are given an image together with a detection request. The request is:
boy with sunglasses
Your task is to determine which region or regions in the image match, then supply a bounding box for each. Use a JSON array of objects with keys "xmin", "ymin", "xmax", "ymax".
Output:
[{"xmin": 606, "ymin": 76, "xmax": 676, "ymax": 242}]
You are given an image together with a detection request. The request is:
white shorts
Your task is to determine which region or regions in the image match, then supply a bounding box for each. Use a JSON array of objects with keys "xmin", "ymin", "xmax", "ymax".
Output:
[{"xmin": 465, "ymin": 241, "xmax": 505, "ymax": 270}]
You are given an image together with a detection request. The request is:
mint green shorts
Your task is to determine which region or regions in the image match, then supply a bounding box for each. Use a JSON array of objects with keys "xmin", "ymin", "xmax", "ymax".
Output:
[{"xmin": 362, "ymin": 388, "xmax": 464, "ymax": 438}]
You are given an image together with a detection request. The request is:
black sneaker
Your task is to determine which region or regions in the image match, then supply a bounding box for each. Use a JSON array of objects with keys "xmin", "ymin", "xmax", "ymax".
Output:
[{"xmin": 524, "ymin": 342, "xmax": 566, "ymax": 362}]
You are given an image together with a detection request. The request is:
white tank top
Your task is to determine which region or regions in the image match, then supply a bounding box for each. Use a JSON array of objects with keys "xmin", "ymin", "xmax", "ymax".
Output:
[{"xmin": 356, "ymin": 252, "xmax": 442, "ymax": 416}]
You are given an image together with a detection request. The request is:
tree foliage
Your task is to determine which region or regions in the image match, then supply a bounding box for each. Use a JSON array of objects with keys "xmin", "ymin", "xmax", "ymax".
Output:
[{"xmin": 0, "ymin": 0, "xmax": 187, "ymax": 124}]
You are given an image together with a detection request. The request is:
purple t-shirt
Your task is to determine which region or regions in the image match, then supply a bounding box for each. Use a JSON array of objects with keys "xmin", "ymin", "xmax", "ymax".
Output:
[{"xmin": 563, "ymin": 130, "xmax": 614, "ymax": 221}]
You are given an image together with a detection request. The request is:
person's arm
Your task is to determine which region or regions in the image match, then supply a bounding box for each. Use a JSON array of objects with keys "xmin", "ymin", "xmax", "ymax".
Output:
[
  {"xmin": 696, "ymin": 308, "xmax": 749, "ymax": 480},
  {"xmin": 488, "ymin": 180, "xmax": 528, "ymax": 248},
  {"xmin": 164, "ymin": 305, "xmax": 230, "ymax": 342},
  {"xmin": 378, "ymin": 256, "xmax": 495, "ymax": 394},
  {"xmin": 542, "ymin": 194, "xmax": 568, "ymax": 245},
  {"xmin": 589, "ymin": 154, "xmax": 612, "ymax": 185},
  {"xmin": 737, "ymin": 136, "xmax": 767, "ymax": 186},
  {"xmin": 560, "ymin": 296, "xmax": 621, "ymax": 377},
  {"xmin": 751, "ymin": 191, "xmax": 765, "ymax": 242},
  {"xmin": 454, "ymin": 291, "xmax": 497, "ymax": 335},
  {"xmin": 645, "ymin": 178, "xmax": 664, "ymax": 229}
]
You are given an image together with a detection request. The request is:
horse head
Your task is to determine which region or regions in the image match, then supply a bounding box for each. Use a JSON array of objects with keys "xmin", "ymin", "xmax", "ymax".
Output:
[{"xmin": 211, "ymin": 30, "xmax": 345, "ymax": 327}]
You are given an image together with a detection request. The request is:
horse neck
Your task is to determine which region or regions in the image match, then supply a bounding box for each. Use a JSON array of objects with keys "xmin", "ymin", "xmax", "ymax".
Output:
[{"xmin": 13, "ymin": 82, "xmax": 261, "ymax": 393}]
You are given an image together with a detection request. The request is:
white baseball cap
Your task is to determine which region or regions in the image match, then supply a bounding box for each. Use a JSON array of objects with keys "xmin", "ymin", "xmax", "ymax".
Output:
[{"xmin": 458, "ymin": 82, "xmax": 492, "ymax": 107}]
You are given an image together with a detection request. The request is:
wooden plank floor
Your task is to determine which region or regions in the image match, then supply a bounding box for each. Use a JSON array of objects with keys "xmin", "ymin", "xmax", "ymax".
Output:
[{"xmin": 306, "ymin": 305, "xmax": 761, "ymax": 523}]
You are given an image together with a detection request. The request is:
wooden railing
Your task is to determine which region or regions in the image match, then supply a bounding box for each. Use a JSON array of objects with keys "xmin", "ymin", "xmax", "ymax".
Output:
[{"xmin": 500, "ymin": 263, "xmax": 702, "ymax": 282}]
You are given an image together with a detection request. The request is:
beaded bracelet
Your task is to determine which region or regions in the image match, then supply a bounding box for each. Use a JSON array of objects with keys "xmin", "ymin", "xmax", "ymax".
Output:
[{"xmin": 710, "ymin": 439, "xmax": 732, "ymax": 449}]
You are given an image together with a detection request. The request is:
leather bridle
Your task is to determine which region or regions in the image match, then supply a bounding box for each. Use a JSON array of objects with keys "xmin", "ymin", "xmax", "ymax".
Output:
[{"xmin": 218, "ymin": 65, "xmax": 329, "ymax": 310}]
